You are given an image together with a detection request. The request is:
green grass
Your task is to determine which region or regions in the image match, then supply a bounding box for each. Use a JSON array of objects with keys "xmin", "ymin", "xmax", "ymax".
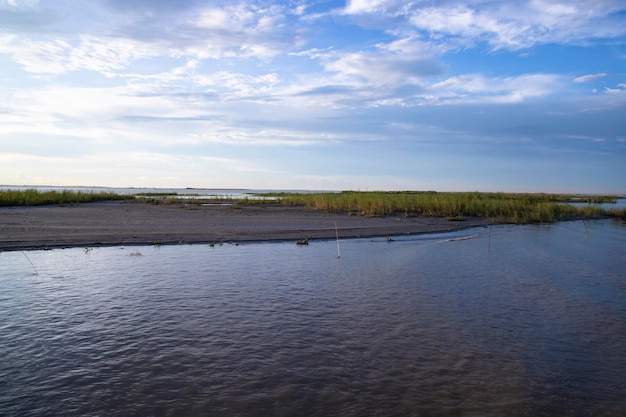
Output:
[
  {"xmin": 261, "ymin": 191, "xmax": 624, "ymax": 224},
  {"xmin": 0, "ymin": 189, "xmax": 131, "ymax": 206}
]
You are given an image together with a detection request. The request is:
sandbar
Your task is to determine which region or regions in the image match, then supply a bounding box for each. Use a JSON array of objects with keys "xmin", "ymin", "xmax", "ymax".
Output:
[{"xmin": 0, "ymin": 200, "xmax": 488, "ymax": 251}]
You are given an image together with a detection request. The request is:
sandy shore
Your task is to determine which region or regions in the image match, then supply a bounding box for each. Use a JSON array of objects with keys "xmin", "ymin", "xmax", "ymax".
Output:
[{"xmin": 0, "ymin": 200, "xmax": 487, "ymax": 251}]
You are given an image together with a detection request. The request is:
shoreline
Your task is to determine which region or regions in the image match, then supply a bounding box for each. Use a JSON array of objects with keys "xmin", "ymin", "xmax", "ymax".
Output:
[{"xmin": 0, "ymin": 200, "xmax": 489, "ymax": 252}]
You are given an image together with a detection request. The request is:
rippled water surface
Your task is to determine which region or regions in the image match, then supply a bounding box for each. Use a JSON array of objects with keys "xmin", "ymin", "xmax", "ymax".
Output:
[{"xmin": 1, "ymin": 220, "xmax": 625, "ymax": 416}]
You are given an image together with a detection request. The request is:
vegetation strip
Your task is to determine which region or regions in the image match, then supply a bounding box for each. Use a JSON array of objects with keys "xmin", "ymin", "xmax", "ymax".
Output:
[
  {"xmin": 2, "ymin": 189, "xmax": 625, "ymax": 223},
  {"xmin": 262, "ymin": 191, "xmax": 626, "ymax": 223},
  {"xmin": 0, "ymin": 189, "xmax": 131, "ymax": 206}
]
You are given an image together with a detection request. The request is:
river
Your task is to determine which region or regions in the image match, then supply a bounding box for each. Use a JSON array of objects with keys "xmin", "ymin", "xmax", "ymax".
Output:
[{"xmin": 1, "ymin": 219, "xmax": 625, "ymax": 416}]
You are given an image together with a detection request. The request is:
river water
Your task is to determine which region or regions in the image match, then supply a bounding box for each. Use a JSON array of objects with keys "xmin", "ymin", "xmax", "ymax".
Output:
[{"xmin": 1, "ymin": 219, "xmax": 625, "ymax": 416}]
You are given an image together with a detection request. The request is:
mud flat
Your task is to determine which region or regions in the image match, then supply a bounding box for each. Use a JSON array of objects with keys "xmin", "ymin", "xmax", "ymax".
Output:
[{"xmin": 0, "ymin": 200, "xmax": 487, "ymax": 251}]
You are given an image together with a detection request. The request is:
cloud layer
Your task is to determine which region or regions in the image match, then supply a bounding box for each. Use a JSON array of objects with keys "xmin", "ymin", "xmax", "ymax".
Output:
[{"xmin": 1, "ymin": 0, "xmax": 625, "ymax": 191}]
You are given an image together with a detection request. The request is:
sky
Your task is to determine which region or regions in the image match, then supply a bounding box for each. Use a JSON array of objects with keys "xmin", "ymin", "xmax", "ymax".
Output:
[{"xmin": 1, "ymin": 0, "xmax": 625, "ymax": 193}]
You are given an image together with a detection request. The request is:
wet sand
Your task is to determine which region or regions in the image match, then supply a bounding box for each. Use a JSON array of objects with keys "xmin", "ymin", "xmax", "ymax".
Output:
[{"xmin": 0, "ymin": 200, "xmax": 487, "ymax": 251}]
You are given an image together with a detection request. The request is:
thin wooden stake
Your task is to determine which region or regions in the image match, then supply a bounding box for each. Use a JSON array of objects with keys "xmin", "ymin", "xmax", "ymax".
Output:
[
  {"xmin": 22, "ymin": 251, "xmax": 39, "ymax": 275},
  {"xmin": 335, "ymin": 221, "xmax": 341, "ymax": 258},
  {"xmin": 582, "ymin": 219, "xmax": 590, "ymax": 239}
]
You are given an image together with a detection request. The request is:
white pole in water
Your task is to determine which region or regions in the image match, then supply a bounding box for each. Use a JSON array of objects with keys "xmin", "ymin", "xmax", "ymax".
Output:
[{"xmin": 335, "ymin": 221, "xmax": 341, "ymax": 258}]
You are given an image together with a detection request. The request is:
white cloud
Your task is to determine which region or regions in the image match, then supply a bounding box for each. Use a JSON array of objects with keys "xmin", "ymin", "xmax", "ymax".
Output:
[
  {"xmin": 291, "ymin": 2, "xmax": 306, "ymax": 16},
  {"xmin": 344, "ymin": 0, "xmax": 626, "ymax": 50},
  {"xmin": 324, "ymin": 51, "xmax": 442, "ymax": 86},
  {"xmin": 0, "ymin": 2, "xmax": 299, "ymax": 77},
  {"xmin": 1, "ymin": 79, "xmax": 342, "ymax": 152},
  {"xmin": 604, "ymin": 83, "xmax": 626, "ymax": 95},
  {"xmin": 193, "ymin": 71, "xmax": 280, "ymax": 96},
  {"xmin": 176, "ymin": 3, "xmax": 295, "ymax": 59},
  {"xmin": 1, "ymin": 84, "xmax": 228, "ymax": 155},
  {"xmin": 194, "ymin": 5, "xmax": 254, "ymax": 30},
  {"xmin": 289, "ymin": 39, "xmax": 559, "ymax": 106},
  {"xmin": 68, "ymin": 36, "xmax": 153, "ymax": 73},
  {"xmin": 12, "ymin": 38, "xmax": 72, "ymax": 74},
  {"xmin": 0, "ymin": 0, "xmax": 38, "ymax": 9},
  {"xmin": 111, "ymin": 61, "xmax": 281, "ymax": 100},
  {"xmin": 430, "ymin": 74, "xmax": 559, "ymax": 104},
  {"xmin": 189, "ymin": 128, "xmax": 326, "ymax": 146},
  {"xmin": 409, "ymin": 5, "xmax": 529, "ymax": 49},
  {"xmin": 344, "ymin": 0, "xmax": 401, "ymax": 14},
  {"xmin": 319, "ymin": 37, "xmax": 444, "ymax": 87},
  {"xmin": 4, "ymin": 35, "xmax": 153, "ymax": 74},
  {"xmin": 574, "ymin": 73, "xmax": 608, "ymax": 83}
]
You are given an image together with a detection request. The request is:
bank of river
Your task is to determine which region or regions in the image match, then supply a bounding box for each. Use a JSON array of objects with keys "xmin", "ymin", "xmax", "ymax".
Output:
[{"xmin": 0, "ymin": 200, "xmax": 486, "ymax": 251}]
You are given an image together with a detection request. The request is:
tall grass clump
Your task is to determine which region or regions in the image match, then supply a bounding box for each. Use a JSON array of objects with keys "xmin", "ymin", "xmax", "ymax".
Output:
[
  {"xmin": 607, "ymin": 207, "xmax": 626, "ymax": 220},
  {"xmin": 271, "ymin": 191, "xmax": 620, "ymax": 224},
  {"xmin": 0, "ymin": 189, "xmax": 130, "ymax": 207}
]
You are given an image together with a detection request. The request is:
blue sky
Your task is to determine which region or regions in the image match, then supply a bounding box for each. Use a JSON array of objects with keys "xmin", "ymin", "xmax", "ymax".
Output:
[{"xmin": 1, "ymin": 0, "xmax": 625, "ymax": 192}]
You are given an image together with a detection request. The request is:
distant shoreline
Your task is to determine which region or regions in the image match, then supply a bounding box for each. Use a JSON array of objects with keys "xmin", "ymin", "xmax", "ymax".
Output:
[{"xmin": 0, "ymin": 200, "xmax": 488, "ymax": 252}]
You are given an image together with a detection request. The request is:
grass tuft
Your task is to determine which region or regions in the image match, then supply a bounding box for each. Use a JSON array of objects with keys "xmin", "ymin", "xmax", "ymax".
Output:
[{"xmin": 0, "ymin": 189, "xmax": 131, "ymax": 206}]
